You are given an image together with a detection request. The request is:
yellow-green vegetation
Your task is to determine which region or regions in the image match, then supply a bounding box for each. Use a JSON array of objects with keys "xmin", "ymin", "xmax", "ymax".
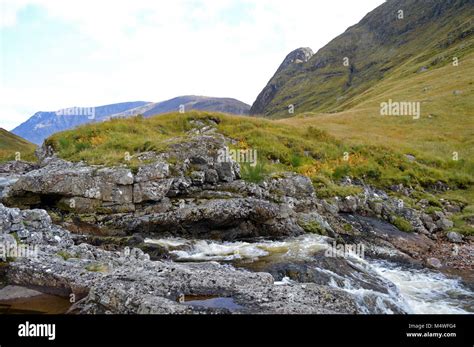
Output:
[
  {"xmin": 297, "ymin": 219, "xmax": 327, "ymax": 236},
  {"xmin": 278, "ymin": 54, "xmax": 474, "ymax": 234},
  {"xmin": 85, "ymin": 263, "xmax": 109, "ymax": 273},
  {"xmin": 312, "ymin": 175, "xmax": 363, "ymax": 199},
  {"xmin": 57, "ymin": 250, "xmax": 77, "ymax": 261},
  {"xmin": 240, "ymin": 162, "xmax": 267, "ymax": 184},
  {"xmin": 0, "ymin": 128, "xmax": 36, "ymax": 163},
  {"xmin": 282, "ymin": 53, "xmax": 474, "ymax": 180},
  {"xmin": 256, "ymin": 0, "xmax": 473, "ymax": 118},
  {"xmin": 46, "ymin": 111, "xmax": 473, "ymax": 195},
  {"xmin": 392, "ymin": 216, "xmax": 414, "ymax": 233},
  {"xmin": 45, "ymin": 114, "xmax": 197, "ymax": 168}
]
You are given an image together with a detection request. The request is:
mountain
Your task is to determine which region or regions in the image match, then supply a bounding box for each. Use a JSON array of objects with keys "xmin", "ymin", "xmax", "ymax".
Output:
[
  {"xmin": 0, "ymin": 128, "xmax": 36, "ymax": 162},
  {"xmin": 107, "ymin": 96, "xmax": 250, "ymax": 120},
  {"xmin": 12, "ymin": 101, "xmax": 151, "ymax": 145},
  {"xmin": 250, "ymin": 0, "xmax": 474, "ymax": 118},
  {"xmin": 13, "ymin": 96, "xmax": 250, "ymax": 145}
]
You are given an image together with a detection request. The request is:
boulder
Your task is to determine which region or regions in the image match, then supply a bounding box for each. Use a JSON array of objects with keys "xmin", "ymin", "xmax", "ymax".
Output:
[
  {"xmin": 436, "ymin": 218, "xmax": 454, "ymax": 231},
  {"xmin": 216, "ymin": 162, "xmax": 236, "ymax": 182},
  {"xmin": 268, "ymin": 173, "xmax": 315, "ymax": 199},
  {"xmin": 426, "ymin": 257, "xmax": 442, "ymax": 269},
  {"xmin": 446, "ymin": 231, "xmax": 463, "ymax": 243},
  {"xmin": 338, "ymin": 196, "xmax": 359, "ymax": 213},
  {"xmin": 190, "ymin": 171, "xmax": 206, "ymax": 186},
  {"xmin": 133, "ymin": 179, "xmax": 173, "ymax": 203},
  {"xmin": 297, "ymin": 212, "xmax": 336, "ymax": 237}
]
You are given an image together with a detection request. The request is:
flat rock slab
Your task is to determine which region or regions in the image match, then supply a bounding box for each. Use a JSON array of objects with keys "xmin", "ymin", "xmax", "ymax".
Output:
[{"xmin": 0, "ymin": 285, "xmax": 44, "ymax": 301}]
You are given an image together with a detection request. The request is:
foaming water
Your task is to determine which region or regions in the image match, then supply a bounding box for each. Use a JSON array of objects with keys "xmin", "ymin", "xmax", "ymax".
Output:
[
  {"xmin": 145, "ymin": 234, "xmax": 331, "ymax": 262},
  {"xmin": 146, "ymin": 235, "xmax": 473, "ymax": 314},
  {"xmin": 370, "ymin": 260, "xmax": 474, "ymax": 314}
]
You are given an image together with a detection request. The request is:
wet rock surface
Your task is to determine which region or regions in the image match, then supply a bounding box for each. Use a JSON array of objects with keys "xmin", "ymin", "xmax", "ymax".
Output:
[{"xmin": 1, "ymin": 203, "xmax": 363, "ymax": 314}]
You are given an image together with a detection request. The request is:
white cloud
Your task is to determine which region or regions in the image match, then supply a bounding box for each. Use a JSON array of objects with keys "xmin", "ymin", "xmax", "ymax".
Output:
[{"xmin": 0, "ymin": 0, "xmax": 384, "ymax": 130}]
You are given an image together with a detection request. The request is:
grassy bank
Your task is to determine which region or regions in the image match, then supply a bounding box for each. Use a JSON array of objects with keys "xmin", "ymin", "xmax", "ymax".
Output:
[
  {"xmin": 46, "ymin": 111, "xmax": 473, "ymax": 189},
  {"xmin": 0, "ymin": 129, "xmax": 36, "ymax": 163}
]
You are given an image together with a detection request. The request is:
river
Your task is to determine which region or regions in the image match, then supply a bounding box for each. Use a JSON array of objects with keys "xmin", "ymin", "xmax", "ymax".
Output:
[{"xmin": 145, "ymin": 234, "xmax": 474, "ymax": 314}]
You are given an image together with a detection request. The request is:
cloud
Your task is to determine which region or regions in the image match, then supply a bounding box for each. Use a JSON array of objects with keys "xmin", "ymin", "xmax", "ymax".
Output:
[{"xmin": 0, "ymin": 0, "xmax": 384, "ymax": 130}]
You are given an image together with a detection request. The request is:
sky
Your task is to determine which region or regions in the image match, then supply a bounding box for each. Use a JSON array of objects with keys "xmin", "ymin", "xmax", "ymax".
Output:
[{"xmin": 0, "ymin": 0, "xmax": 384, "ymax": 130}]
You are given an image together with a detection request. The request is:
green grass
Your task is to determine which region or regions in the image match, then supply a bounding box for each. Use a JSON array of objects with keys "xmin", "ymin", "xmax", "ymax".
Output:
[
  {"xmin": 45, "ymin": 111, "xmax": 473, "ymax": 197},
  {"xmin": 240, "ymin": 162, "xmax": 267, "ymax": 184},
  {"xmin": 0, "ymin": 128, "xmax": 36, "ymax": 163},
  {"xmin": 45, "ymin": 113, "xmax": 202, "ymax": 166},
  {"xmin": 392, "ymin": 216, "xmax": 414, "ymax": 233},
  {"xmin": 255, "ymin": 0, "xmax": 473, "ymax": 118},
  {"xmin": 312, "ymin": 175, "xmax": 363, "ymax": 199}
]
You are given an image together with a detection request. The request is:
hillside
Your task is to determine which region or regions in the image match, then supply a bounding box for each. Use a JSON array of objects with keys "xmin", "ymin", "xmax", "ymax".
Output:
[
  {"xmin": 12, "ymin": 101, "xmax": 151, "ymax": 145},
  {"xmin": 245, "ymin": 0, "xmax": 474, "ymax": 237},
  {"xmin": 251, "ymin": 0, "xmax": 473, "ymax": 118},
  {"xmin": 0, "ymin": 128, "xmax": 36, "ymax": 162},
  {"xmin": 281, "ymin": 47, "xmax": 474, "ymax": 167}
]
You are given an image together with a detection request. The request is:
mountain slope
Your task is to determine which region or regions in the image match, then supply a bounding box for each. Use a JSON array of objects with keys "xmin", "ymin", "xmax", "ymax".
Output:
[
  {"xmin": 108, "ymin": 96, "xmax": 250, "ymax": 119},
  {"xmin": 13, "ymin": 96, "xmax": 250, "ymax": 146},
  {"xmin": 12, "ymin": 101, "xmax": 151, "ymax": 145},
  {"xmin": 251, "ymin": 0, "xmax": 474, "ymax": 118},
  {"xmin": 0, "ymin": 128, "xmax": 36, "ymax": 162}
]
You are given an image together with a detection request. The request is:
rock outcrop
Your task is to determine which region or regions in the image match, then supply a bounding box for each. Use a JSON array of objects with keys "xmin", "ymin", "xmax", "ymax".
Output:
[
  {"xmin": 1, "ymin": 203, "xmax": 366, "ymax": 314},
  {"xmin": 2, "ymin": 133, "xmax": 315, "ymax": 240},
  {"xmin": 250, "ymin": 47, "xmax": 313, "ymax": 116}
]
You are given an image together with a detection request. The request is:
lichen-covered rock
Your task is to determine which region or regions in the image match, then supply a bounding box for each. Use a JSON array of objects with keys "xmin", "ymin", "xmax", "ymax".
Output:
[
  {"xmin": 437, "ymin": 218, "xmax": 454, "ymax": 231},
  {"xmin": 1, "ymin": 204, "xmax": 366, "ymax": 314},
  {"xmin": 117, "ymin": 197, "xmax": 305, "ymax": 240},
  {"xmin": 134, "ymin": 162, "xmax": 169, "ymax": 183},
  {"xmin": 268, "ymin": 173, "xmax": 315, "ymax": 199},
  {"xmin": 133, "ymin": 179, "xmax": 173, "ymax": 203},
  {"xmin": 297, "ymin": 212, "xmax": 336, "ymax": 237},
  {"xmin": 447, "ymin": 231, "xmax": 463, "ymax": 243}
]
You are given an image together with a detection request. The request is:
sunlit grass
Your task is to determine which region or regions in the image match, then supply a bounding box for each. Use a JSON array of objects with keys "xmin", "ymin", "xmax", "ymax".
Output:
[{"xmin": 0, "ymin": 129, "xmax": 36, "ymax": 163}]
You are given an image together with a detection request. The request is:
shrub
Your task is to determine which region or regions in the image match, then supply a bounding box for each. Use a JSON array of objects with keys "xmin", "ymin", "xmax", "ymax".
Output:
[{"xmin": 241, "ymin": 162, "xmax": 267, "ymax": 184}]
